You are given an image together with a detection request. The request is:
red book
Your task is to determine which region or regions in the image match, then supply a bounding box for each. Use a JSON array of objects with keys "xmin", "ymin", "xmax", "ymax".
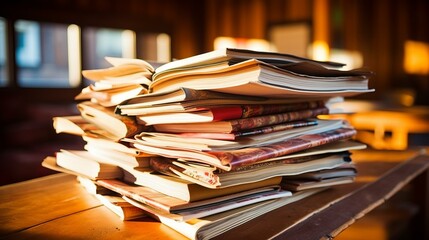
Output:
[
  {"xmin": 153, "ymin": 107, "xmax": 329, "ymax": 133},
  {"xmin": 136, "ymin": 101, "xmax": 325, "ymax": 125}
]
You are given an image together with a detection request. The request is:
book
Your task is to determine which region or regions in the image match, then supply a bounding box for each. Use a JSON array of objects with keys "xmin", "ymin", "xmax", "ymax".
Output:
[
  {"xmin": 152, "ymin": 106, "xmax": 329, "ymax": 133},
  {"xmin": 135, "ymin": 101, "xmax": 325, "ymax": 125},
  {"xmin": 150, "ymin": 58, "xmax": 373, "ymax": 98},
  {"xmin": 133, "ymin": 119, "xmax": 341, "ymax": 151},
  {"xmin": 152, "ymin": 58, "xmax": 370, "ymax": 91},
  {"xmin": 167, "ymin": 119, "xmax": 319, "ymax": 140},
  {"xmin": 280, "ymin": 162, "xmax": 357, "ymax": 191},
  {"xmin": 131, "ymin": 127, "xmax": 357, "ymax": 171},
  {"xmin": 82, "ymin": 56, "xmax": 154, "ymax": 81},
  {"xmin": 117, "ymin": 88, "xmax": 330, "ymax": 116},
  {"xmin": 97, "ymin": 179, "xmax": 288, "ymax": 221},
  {"xmin": 149, "ymin": 152, "xmax": 352, "ymax": 188},
  {"xmin": 76, "ymin": 175, "xmax": 115, "ymax": 195},
  {"xmin": 55, "ymin": 150, "xmax": 123, "ymax": 179},
  {"xmin": 153, "ymin": 48, "xmax": 346, "ymax": 75},
  {"xmin": 75, "ymin": 84, "xmax": 146, "ymax": 107},
  {"xmin": 281, "ymin": 176, "xmax": 355, "ymax": 191},
  {"xmin": 53, "ymin": 115, "xmax": 119, "ymax": 140},
  {"xmin": 120, "ymin": 166, "xmax": 283, "ymax": 202},
  {"xmin": 78, "ymin": 56, "xmax": 155, "ymax": 107},
  {"xmin": 82, "ymin": 135, "xmax": 148, "ymax": 157},
  {"xmin": 95, "ymin": 194, "xmax": 147, "ymax": 220},
  {"xmin": 97, "ymin": 179, "xmax": 280, "ymax": 212},
  {"xmin": 282, "ymin": 163, "xmax": 357, "ymax": 181},
  {"xmin": 118, "ymin": 87, "xmax": 266, "ymax": 108},
  {"xmin": 142, "ymin": 187, "xmax": 325, "ymax": 240},
  {"xmin": 124, "ymin": 188, "xmax": 292, "ymax": 222},
  {"xmin": 83, "ymin": 143, "xmax": 151, "ymax": 169},
  {"xmin": 77, "ymin": 101, "xmax": 145, "ymax": 141}
]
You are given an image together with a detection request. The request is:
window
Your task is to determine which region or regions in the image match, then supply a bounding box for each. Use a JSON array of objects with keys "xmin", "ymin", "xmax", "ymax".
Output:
[
  {"xmin": 0, "ymin": 18, "xmax": 7, "ymax": 86},
  {"xmin": 15, "ymin": 20, "xmax": 77, "ymax": 88},
  {"xmin": 1, "ymin": 18, "xmax": 171, "ymax": 90}
]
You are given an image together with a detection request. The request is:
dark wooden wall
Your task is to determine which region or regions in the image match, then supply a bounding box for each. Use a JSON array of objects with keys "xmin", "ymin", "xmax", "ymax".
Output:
[
  {"xmin": 202, "ymin": 0, "xmax": 429, "ymax": 104},
  {"xmin": 2, "ymin": 0, "xmax": 429, "ymax": 103}
]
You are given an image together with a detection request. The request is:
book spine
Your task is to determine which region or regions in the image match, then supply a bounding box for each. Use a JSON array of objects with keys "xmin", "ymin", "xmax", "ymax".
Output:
[
  {"xmin": 209, "ymin": 127, "xmax": 356, "ymax": 170},
  {"xmin": 229, "ymin": 107, "xmax": 329, "ymax": 132}
]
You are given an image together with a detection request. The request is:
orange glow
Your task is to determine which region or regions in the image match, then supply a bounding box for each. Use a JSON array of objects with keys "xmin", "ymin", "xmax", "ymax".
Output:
[
  {"xmin": 214, "ymin": 37, "xmax": 273, "ymax": 52},
  {"xmin": 404, "ymin": 40, "xmax": 429, "ymax": 75},
  {"xmin": 310, "ymin": 41, "xmax": 330, "ymax": 61}
]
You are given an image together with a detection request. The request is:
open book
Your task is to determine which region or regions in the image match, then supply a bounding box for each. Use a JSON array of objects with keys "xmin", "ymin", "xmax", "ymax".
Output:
[
  {"xmin": 78, "ymin": 56, "xmax": 153, "ymax": 107},
  {"xmin": 150, "ymin": 58, "xmax": 373, "ymax": 97},
  {"xmin": 154, "ymin": 48, "xmax": 347, "ymax": 75},
  {"xmin": 80, "ymin": 48, "xmax": 373, "ymax": 105}
]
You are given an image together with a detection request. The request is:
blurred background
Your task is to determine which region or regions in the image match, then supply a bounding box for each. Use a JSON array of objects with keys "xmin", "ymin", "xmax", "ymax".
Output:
[{"xmin": 0, "ymin": 0, "xmax": 428, "ymax": 182}]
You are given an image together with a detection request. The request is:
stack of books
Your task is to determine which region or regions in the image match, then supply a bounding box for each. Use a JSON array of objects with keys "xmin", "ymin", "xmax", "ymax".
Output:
[{"xmin": 43, "ymin": 48, "xmax": 373, "ymax": 240}]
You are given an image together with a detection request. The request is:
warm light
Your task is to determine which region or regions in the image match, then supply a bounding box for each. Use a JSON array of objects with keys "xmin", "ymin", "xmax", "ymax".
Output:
[
  {"xmin": 330, "ymin": 49, "xmax": 363, "ymax": 70},
  {"xmin": 67, "ymin": 24, "xmax": 81, "ymax": 87},
  {"xmin": 310, "ymin": 41, "xmax": 330, "ymax": 61},
  {"xmin": 121, "ymin": 30, "xmax": 136, "ymax": 58},
  {"xmin": 214, "ymin": 37, "xmax": 273, "ymax": 52},
  {"xmin": 156, "ymin": 33, "xmax": 171, "ymax": 62},
  {"xmin": 404, "ymin": 40, "xmax": 429, "ymax": 75}
]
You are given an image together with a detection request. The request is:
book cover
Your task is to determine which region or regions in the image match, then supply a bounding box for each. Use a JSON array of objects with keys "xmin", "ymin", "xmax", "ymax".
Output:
[
  {"xmin": 153, "ymin": 107, "xmax": 329, "ymax": 133},
  {"xmin": 133, "ymin": 119, "xmax": 343, "ymax": 152},
  {"xmin": 150, "ymin": 152, "xmax": 351, "ymax": 188},
  {"xmin": 75, "ymin": 84, "xmax": 146, "ymax": 107},
  {"xmin": 136, "ymin": 101, "xmax": 325, "ymax": 125},
  {"xmin": 132, "ymin": 127, "xmax": 357, "ymax": 171},
  {"xmin": 119, "ymin": 87, "xmax": 266, "ymax": 109},
  {"xmin": 280, "ymin": 176, "xmax": 355, "ymax": 191},
  {"xmin": 173, "ymin": 119, "xmax": 318, "ymax": 140},
  {"xmin": 153, "ymin": 48, "xmax": 346, "ymax": 75},
  {"xmin": 124, "ymin": 188, "xmax": 292, "ymax": 221}
]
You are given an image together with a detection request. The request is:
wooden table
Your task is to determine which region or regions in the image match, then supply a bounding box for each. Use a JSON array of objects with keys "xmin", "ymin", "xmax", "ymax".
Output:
[{"xmin": 1, "ymin": 149, "xmax": 428, "ymax": 240}]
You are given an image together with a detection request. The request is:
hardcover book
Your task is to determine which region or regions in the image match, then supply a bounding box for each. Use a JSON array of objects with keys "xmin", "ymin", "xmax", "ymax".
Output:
[
  {"xmin": 132, "ymin": 127, "xmax": 357, "ymax": 171},
  {"xmin": 136, "ymin": 101, "xmax": 325, "ymax": 125},
  {"xmin": 133, "ymin": 119, "xmax": 341, "ymax": 151},
  {"xmin": 152, "ymin": 107, "xmax": 329, "ymax": 133},
  {"xmin": 149, "ymin": 152, "xmax": 352, "ymax": 188}
]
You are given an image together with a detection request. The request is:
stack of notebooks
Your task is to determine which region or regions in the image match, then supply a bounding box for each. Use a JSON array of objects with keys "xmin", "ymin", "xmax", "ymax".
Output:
[{"xmin": 43, "ymin": 48, "xmax": 373, "ymax": 240}]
